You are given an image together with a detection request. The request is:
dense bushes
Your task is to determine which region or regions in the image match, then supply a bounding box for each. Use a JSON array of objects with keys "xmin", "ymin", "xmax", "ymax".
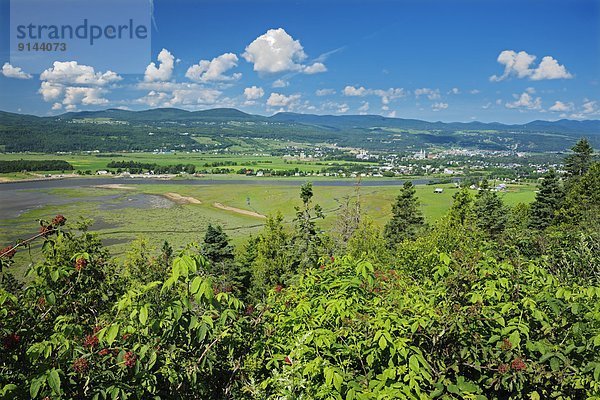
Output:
[
  {"xmin": 250, "ymin": 254, "xmax": 600, "ymax": 399},
  {"xmin": 2, "ymin": 220, "xmax": 599, "ymax": 399}
]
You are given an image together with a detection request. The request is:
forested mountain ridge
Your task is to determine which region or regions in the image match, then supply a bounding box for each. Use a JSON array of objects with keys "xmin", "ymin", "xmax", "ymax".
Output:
[{"xmin": 1, "ymin": 108, "xmax": 599, "ymax": 153}]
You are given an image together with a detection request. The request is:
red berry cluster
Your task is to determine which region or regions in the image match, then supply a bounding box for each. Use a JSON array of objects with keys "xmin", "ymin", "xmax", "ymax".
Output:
[
  {"xmin": 39, "ymin": 215, "xmax": 67, "ymax": 238},
  {"xmin": 98, "ymin": 348, "xmax": 110, "ymax": 356},
  {"xmin": 74, "ymin": 258, "xmax": 87, "ymax": 271},
  {"xmin": 124, "ymin": 351, "xmax": 137, "ymax": 368},
  {"xmin": 511, "ymin": 357, "xmax": 527, "ymax": 371},
  {"xmin": 497, "ymin": 363, "xmax": 509, "ymax": 374},
  {"xmin": 2, "ymin": 333, "xmax": 20, "ymax": 350},
  {"xmin": 245, "ymin": 304, "xmax": 255, "ymax": 315},
  {"xmin": 274, "ymin": 284, "xmax": 283, "ymax": 293},
  {"xmin": 73, "ymin": 357, "xmax": 89, "ymax": 374},
  {"xmin": 500, "ymin": 338, "xmax": 512, "ymax": 351},
  {"xmin": 36, "ymin": 296, "xmax": 47, "ymax": 309},
  {"xmin": 0, "ymin": 246, "xmax": 16, "ymax": 259},
  {"xmin": 51, "ymin": 215, "xmax": 66, "ymax": 226},
  {"xmin": 83, "ymin": 334, "xmax": 99, "ymax": 348}
]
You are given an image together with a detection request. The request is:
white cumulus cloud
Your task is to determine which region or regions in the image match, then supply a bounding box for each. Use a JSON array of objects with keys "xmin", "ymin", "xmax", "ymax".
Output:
[
  {"xmin": 303, "ymin": 62, "xmax": 327, "ymax": 74},
  {"xmin": 38, "ymin": 61, "xmax": 122, "ymax": 111},
  {"xmin": 505, "ymin": 92, "xmax": 542, "ymax": 110},
  {"xmin": 244, "ymin": 86, "xmax": 265, "ymax": 100},
  {"xmin": 343, "ymin": 85, "xmax": 406, "ymax": 105},
  {"xmin": 40, "ymin": 61, "xmax": 121, "ymax": 86},
  {"xmin": 272, "ymin": 79, "xmax": 289, "ymax": 88},
  {"xmin": 432, "ymin": 102, "xmax": 448, "ymax": 111},
  {"xmin": 266, "ymin": 92, "xmax": 301, "ymax": 108},
  {"xmin": 135, "ymin": 83, "xmax": 223, "ymax": 108},
  {"xmin": 242, "ymin": 28, "xmax": 326, "ymax": 74},
  {"xmin": 144, "ymin": 48, "xmax": 175, "ymax": 82},
  {"xmin": 1, "ymin": 63, "xmax": 32, "ymax": 79},
  {"xmin": 549, "ymin": 101, "xmax": 574, "ymax": 112},
  {"xmin": 185, "ymin": 53, "xmax": 241, "ymax": 83},
  {"xmin": 490, "ymin": 50, "xmax": 572, "ymax": 81},
  {"xmin": 343, "ymin": 85, "xmax": 368, "ymax": 96},
  {"xmin": 531, "ymin": 56, "xmax": 573, "ymax": 81},
  {"xmin": 414, "ymin": 88, "xmax": 441, "ymax": 100},
  {"xmin": 583, "ymin": 100, "xmax": 597, "ymax": 114}
]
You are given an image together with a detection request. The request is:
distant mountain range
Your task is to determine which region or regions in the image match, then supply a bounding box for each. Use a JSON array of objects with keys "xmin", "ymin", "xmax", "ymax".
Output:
[{"xmin": 1, "ymin": 107, "xmax": 599, "ymax": 153}]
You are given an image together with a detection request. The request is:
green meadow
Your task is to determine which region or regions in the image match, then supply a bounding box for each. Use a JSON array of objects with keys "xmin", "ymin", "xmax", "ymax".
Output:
[
  {"xmin": 0, "ymin": 181, "xmax": 536, "ymax": 273},
  {"xmin": 0, "ymin": 152, "xmax": 376, "ymax": 174}
]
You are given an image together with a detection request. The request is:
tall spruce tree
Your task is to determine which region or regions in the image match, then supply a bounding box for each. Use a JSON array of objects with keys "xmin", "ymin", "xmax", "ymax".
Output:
[
  {"xmin": 529, "ymin": 169, "xmax": 563, "ymax": 230},
  {"xmin": 565, "ymin": 138, "xmax": 594, "ymax": 180},
  {"xmin": 292, "ymin": 183, "xmax": 325, "ymax": 270},
  {"xmin": 202, "ymin": 224, "xmax": 239, "ymax": 293},
  {"xmin": 474, "ymin": 180, "xmax": 507, "ymax": 237},
  {"xmin": 384, "ymin": 181, "xmax": 425, "ymax": 248}
]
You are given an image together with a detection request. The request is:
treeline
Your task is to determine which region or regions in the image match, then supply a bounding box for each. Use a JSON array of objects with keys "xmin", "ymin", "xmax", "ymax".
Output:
[
  {"xmin": 0, "ymin": 159, "xmax": 73, "ymax": 173},
  {"xmin": 106, "ymin": 161, "xmax": 196, "ymax": 174},
  {"xmin": 0, "ymin": 139, "xmax": 598, "ymax": 399}
]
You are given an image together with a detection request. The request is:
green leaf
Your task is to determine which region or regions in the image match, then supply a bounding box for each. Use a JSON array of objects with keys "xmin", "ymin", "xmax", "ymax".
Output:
[
  {"xmin": 139, "ymin": 305, "xmax": 148, "ymax": 325},
  {"xmin": 378, "ymin": 335, "xmax": 387, "ymax": 350},
  {"xmin": 409, "ymin": 354, "xmax": 420, "ymax": 373},
  {"xmin": 447, "ymin": 384, "xmax": 460, "ymax": 394},
  {"xmin": 50, "ymin": 269, "xmax": 59, "ymax": 282},
  {"xmin": 174, "ymin": 255, "xmax": 194, "ymax": 279},
  {"xmin": 190, "ymin": 276, "xmax": 202, "ymax": 294},
  {"xmin": 105, "ymin": 324, "xmax": 119, "ymax": 346},
  {"xmin": 550, "ymin": 356, "xmax": 561, "ymax": 372},
  {"xmin": 457, "ymin": 378, "xmax": 478, "ymax": 393},
  {"xmin": 439, "ymin": 252, "xmax": 451, "ymax": 266},
  {"xmin": 30, "ymin": 377, "xmax": 44, "ymax": 399},
  {"xmin": 333, "ymin": 372, "xmax": 343, "ymax": 392},
  {"xmin": 48, "ymin": 369, "xmax": 61, "ymax": 395},
  {"xmin": 508, "ymin": 330, "xmax": 521, "ymax": 348}
]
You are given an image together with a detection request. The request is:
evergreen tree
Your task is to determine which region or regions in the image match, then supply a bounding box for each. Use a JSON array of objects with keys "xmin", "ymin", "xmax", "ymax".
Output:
[
  {"xmin": 292, "ymin": 183, "xmax": 325, "ymax": 270},
  {"xmin": 529, "ymin": 169, "xmax": 563, "ymax": 230},
  {"xmin": 250, "ymin": 213, "xmax": 294, "ymax": 300},
  {"xmin": 202, "ymin": 224, "xmax": 238, "ymax": 293},
  {"xmin": 474, "ymin": 180, "xmax": 507, "ymax": 237},
  {"xmin": 448, "ymin": 187, "xmax": 474, "ymax": 225},
  {"xmin": 565, "ymin": 138, "xmax": 594, "ymax": 180},
  {"xmin": 236, "ymin": 235, "xmax": 259, "ymax": 299},
  {"xmin": 559, "ymin": 162, "xmax": 600, "ymax": 225},
  {"xmin": 384, "ymin": 181, "xmax": 425, "ymax": 248}
]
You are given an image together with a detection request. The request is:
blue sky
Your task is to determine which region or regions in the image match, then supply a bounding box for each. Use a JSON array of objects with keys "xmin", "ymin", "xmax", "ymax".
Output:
[{"xmin": 0, "ymin": 0, "xmax": 599, "ymax": 123}]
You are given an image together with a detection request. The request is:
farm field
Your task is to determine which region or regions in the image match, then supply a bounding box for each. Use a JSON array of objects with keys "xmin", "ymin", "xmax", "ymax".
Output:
[{"xmin": 0, "ymin": 152, "xmax": 377, "ymax": 175}]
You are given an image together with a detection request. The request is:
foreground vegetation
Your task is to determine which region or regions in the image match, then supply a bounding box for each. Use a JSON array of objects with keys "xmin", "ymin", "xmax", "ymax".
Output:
[{"xmin": 0, "ymin": 140, "xmax": 599, "ymax": 399}]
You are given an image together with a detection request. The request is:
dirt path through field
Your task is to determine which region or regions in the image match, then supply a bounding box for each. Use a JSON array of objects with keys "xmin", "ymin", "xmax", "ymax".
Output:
[{"xmin": 213, "ymin": 202, "xmax": 266, "ymax": 218}]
